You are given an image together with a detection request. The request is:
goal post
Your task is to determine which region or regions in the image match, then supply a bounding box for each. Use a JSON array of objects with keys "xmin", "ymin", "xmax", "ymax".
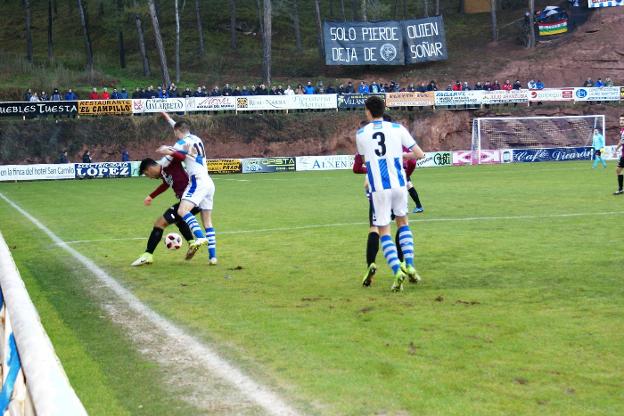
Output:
[{"xmin": 471, "ymin": 115, "xmax": 606, "ymax": 164}]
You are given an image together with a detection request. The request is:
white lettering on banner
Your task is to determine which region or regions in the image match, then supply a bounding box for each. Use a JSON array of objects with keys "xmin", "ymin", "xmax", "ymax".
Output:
[
  {"xmin": 360, "ymin": 26, "xmax": 400, "ymax": 41},
  {"xmin": 409, "ymin": 42, "xmax": 444, "ymax": 59},
  {"xmin": 329, "ymin": 26, "xmax": 358, "ymax": 41},
  {"xmin": 434, "ymin": 91, "xmax": 485, "ymax": 106},
  {"xmin": 0, "ymin": 164, "xmax": 75, "ymax": 181},
  {"xmin": 236, "ymin": 95, "xmax": 337, "ymax": 111},
  {"xmin": 296, "ymin": 155, "xmax": 354, "ymax": 171},
  {"xmin": 481, "ymin": 90, "xmax": 528, "ymax": 104},
  {"xmin": 332, "ymin": 48, "xmax": 359, "ymax": 63},
  {"xmin": 406, "ymin": 22, "xmax": 440, "ymax": 38}
]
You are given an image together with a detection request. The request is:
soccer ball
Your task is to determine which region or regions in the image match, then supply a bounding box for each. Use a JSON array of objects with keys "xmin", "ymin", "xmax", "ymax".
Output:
[{"xmin": 164, "ymin": 233, "xmax": 182, "ymax": 250}]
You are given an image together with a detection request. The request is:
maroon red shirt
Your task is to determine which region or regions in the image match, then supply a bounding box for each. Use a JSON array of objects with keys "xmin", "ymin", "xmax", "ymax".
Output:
[{"xmin": 149, "ymin": 158, "xmax": 189, "ymax": 200}]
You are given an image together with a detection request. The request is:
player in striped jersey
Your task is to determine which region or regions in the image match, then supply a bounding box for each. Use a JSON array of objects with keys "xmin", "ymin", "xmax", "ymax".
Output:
[{"xmin": 355, "ymin": 96, "xmax": 424, "ymax": 291}]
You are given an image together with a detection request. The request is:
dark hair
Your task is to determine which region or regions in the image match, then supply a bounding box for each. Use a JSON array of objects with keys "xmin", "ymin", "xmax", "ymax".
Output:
[
  {"xmin": 365, "ymin": 96, "xmax": 385, "ymax": 118},
  {"xmin": 173, "ymin": 120, "xmax": 190, "ymax": 132},
  {"xmin": 139, "ymin": 158, "xmax": 158, "ymax": 175}
]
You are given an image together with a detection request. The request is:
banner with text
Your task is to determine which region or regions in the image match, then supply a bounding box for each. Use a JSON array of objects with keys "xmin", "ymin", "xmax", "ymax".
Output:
[
  {"xmin": 296, "ymin": 155, "xmax": 354, "ymax": 171},
  {"xmin": 236, "ymin": 94, "xmax": 337, "ymax": 111},
  {"xmin": 241, "ymin": 157, "xmax": 296, "ymax": 173},
  {"xmin": 481, "ymin": 90, "xmax": 529, "ymax": 105},
  {"xmin": 75, "ymin": 162, "xmax": 132, "ymax": 179},
  {"xmin": 207, "ymin": 159, "xmax": 242, "ymax": 174},
  {"xmin": 416, "ymin": 151, "xmax": 452, "ymax": 168},
  {"xmin": 385, "ymin": 92, "xmax": 434, "ymax": 107},
  {"xmin": 337, "ymin": 93, "xmax": 385, "ymax": 109},
  {"xmin": 573, "ymin": 87, "xmax": 621, "ymax": 102},
  {"xmin": 0, "ymin": 164, "xmax": 75, "ymax": 181},
  {"xmin": 512, "ymin": 147, "xmax": 593, "ymax": 163},
  {"xmin": 401, "ymin": 17, "xmax": 448, "ymax": 64},
  {"xmin": 78, "ymin": 100, "xmax": 132, "ymax": 115},
  {"xmin": 132, "ymin": 98, "xmax": 186, "ymax": 113},
  {"xmin": 434, "ymin": 90, "xmax": 485, "ymax": 106},
  {"xmin": 528, "ymin": 88, "xmax": 574, "ymax": 102},
  {"xmin": 452, "ymin": 150, "xmax": 501, "ymax": 165},
  {"xmin": 0, "ymin": 101, "xmax": 78, "ymax": 117},
  {"xmin": 324, "ymin": 21, "xmax": 404, "ymax": 65},
  {"xmin": 187, "ymin": 96, "xmax": 237, "ymax": 112},
  {"xmin": 587, "ymin": 0, "xmax": 623, "ymax": 8}
]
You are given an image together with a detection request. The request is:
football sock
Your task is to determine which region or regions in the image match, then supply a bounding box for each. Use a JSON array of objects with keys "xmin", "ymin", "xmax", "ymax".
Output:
[
  {"xmin": 366, "ymin": 232, "xmax": 379, "ymax": 266},
  {"xmin": 205, "ymin": 227, "xmax": 217, "ymax": 258},
  {"xmin": 175, "ymin": 220, "xmax": 194, "ymax": 242},
  {"xmin": 146, "ymin": 227, "xmax": 164, "ymax": 254},
  {"xmin": 397, "ymin": 225, "xmax": 415, "ymax": 268},
  {"xmin": 601, "ymin": 158, "xmax": 607, "ymax": 168},
  {"xmin": 183, "ymin": 212, "xmax": 205, "ymax": 239},
  {"xmin": 380, "ymin": 234, "xmax": 401, "ymax": 275},
  {"xmin": 395, "ymin": 230, "xmax": 404, "ymax": 262},
  {"xmin": 408, "ymin": 187, "xmax": 422, "ymax": 208},
  {"xmin": 593, "ymin": 158, "xmax": 599, "ymax": 168},
  {"xmin": 618, "ymin": 174, "xmax": 623, "ymax": 190}
]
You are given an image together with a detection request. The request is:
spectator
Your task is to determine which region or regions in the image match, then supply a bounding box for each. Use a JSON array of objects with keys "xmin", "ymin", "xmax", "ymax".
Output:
[
  {"xmin": 358, "ymin": 81, "xmax": 369, "ymax": 94},
  {"xmin": 452, "ymin": 80, "xmax": 462, "ymax": 91},
  {"xmin": 463, "ymin": 81, "xmax": 471, "ymax": 91},
  {"xmin": 110, "ymin": 88, "xmax": 121, "ymax": 99},
  {"xmin": 295, "ymin": 84, "xmax": 305, "ymax": 94},
  {"xmin": 427, "ymin": 80, "xmax": 438, "ymax": 91},
  {"xmin": 101, "ymin": 88, "xmax": 111, "ymax": 100},
  {"xmin": 605, "ymin": 77, "xmax": 614, "ymax": 87},
  {"xmin": 210, "ymin": 85, "xmax": 222, "ymax": 96},
  {"xmin": 256, "ymin": 84, "xmax": 269, "ymax": 95},
  {"xmin": 57, "ymin": 150, "xmax": 69, "ymax": 164},
  {"xmin": 407, "ymin": 82, "xmax": 416, "ymax": 92},
  {"xmin": 193, "ymin": 86, "xmax": 204, "ymax": 97},
  {"xmin": 169, "ymin": 85, "xmax": 178, "ymax": 97},
  {"xmin": 583, "ymin": 77, "xmax": 593, "ymax": 87},
  {"xmin": 269, "ymin": 86, "xmax": 278, "ymax": 95},
  {"xmin": 231, "ymin": 86, "xmax": 241, "ymax": 96},
  {"xmin": 415, "ymin": 82, "xmax": 426, "ymax": 93},
  {"xmin": 378, "ymin": 83, "xmax": 386, "ymax": 93},
  {"xmin": 29, "ymin": 92, "xmax": 40, "ymax": 102},
  {"xmin": 484, "ymin": 81, "xmax": 492, "ymax": 91},
  {"xmin": 317, "ymin": 84, "xmax": 326, "ymax": 94},
  {"xmin": 222, "ymin": 83, "xmax": 233, "ymax": 96},
  {"xmin": 64, "ymin": 88, "xmax": 78, "ymax": 100},
  {"xmin": 201, "ymin": 85, "xmax": 208, "ymax": 95},
  {"xmin": 24, "ymin": 88, "xmax": 33, "ymax": 101},
  {"xmin": 474, "ymin": 81, "xmax": 483, "ymax": 90},
  {"xmin": 491, "ymin": 80, "xmax": 500, "ymax": 90},
  {"xmin": 182, "ymin": 87, "xmax": 193, "ymax": 98},
  {"xmin": 88, "ymin": 87, "xmax": 99, "ymax": 100},
  {"xmin": 241, "ymin": 85, "xmax": 251, "ymax": 96},
  {"xmin": 119, "ymin": 88, "xmax": 129, "ymax": 99},
  {"xmin": 40, "ymin": 91, "xmax": 49, "ymax": 101},
  {"xmin": 345, "ymin": 81, "xmax": 355, "ymax": 93},
  {"xmin": 285, "ymin": 85, "xmax": 295, "ymax": 95},
  {"xmin": 157, "ymin": 86, "xmax": 168, "ymax": 98},
  {"xmin": 326, "ymin": 84, "xmax": 336, "ymax": 94},
  {"xmin": 595, "ymin": 78, "xmax": 604, "ymax": 87},
  {"xmin": 121, "ymin": 149, "xmax": 130, "ymax": 162},
  {"xmin": 445, "ymin": 84, "xmax": 453, "ymax": 91},
  {"xmin": 502, "ymin": 80, "xmax": 513, "ymax": 91},
  {"xmin": 527, "ymin": 79, "xmax": 537, "ymax": 89},
  {"xmin": 82, "ymin": 150, "xmax": 92, "ymax": 164},
  {"xmin": 51, "ymin": 88, "xmax": 62, "ymax": 101},
  {"xmin": 132, "ymin": 87, "xmax": 141, "ymax": 99},
  {"xmin": 513, "ymin": 80, "xmax": 522, "ymax": 90},
  {"xmin": 146, "ymin": 85, "xmax": 157, "ymax": 98},
  {"xmin": 370, "ymin": 82, "xmax": 380, "ymax": 94},
  {"xmin": 535, "ymin": 80, "xmax": 544, "ymax": 89},
  {"xmin": 304, "ymin": 81, "xmax": 316, "ymax": 94}
]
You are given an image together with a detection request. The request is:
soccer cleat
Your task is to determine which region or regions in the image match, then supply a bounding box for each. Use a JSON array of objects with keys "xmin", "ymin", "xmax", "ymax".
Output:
[
  {"xmin": 190, "ymin": 237, "xmax": 208, "ymax": 249},
  {"xmin": 401, "ymin": 262, "xmax": 422, "ymax": 284},
  {"xmin": 613, "ymin": 190, "xmax": 624, "ymax": 195},
  {"xmin": 412, "ymin": 207, "xmax": 424, "ymax": 213},
  {"xmin": 391, "ymin": 270, "xmax": 406, "ymax": 292},
  {"xmin": 209, "ymin": 257, "xmax": 218, "ymax": 266},
  {"xmin": 131, "ymin": 253, "xmax": 153, "ymax": 266},
  {"xmin": 185, "ymin": 243, "xmax": 199, "ymax": 261},
  {"xmin": 362, "ymin": 263, "xmax": 377, "ymax": 287}
]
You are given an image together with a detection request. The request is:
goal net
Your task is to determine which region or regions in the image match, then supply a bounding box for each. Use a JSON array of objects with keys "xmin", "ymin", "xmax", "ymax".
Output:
[{"xmin": 471, "ymin": 115, "xmax": 605, "ymax": 164}]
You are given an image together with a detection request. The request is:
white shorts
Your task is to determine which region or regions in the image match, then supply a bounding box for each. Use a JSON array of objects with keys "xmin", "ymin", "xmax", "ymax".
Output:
[
  {"xmin": 182, "ymin": 175, "xmax": 215, "ymax": 210},
  {"xmin": 371, "ymin": 187, "xmax": 408, "ymax": 226}
]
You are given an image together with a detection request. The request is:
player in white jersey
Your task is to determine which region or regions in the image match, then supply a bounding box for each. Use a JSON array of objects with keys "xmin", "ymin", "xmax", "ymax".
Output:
[
  {"xmin": 355, "ymin": 96, "xmax": 424, "ymax": 291},
  {"xmin": 157, "ymin": 112, "xmax": 218, "ymax": 265}
]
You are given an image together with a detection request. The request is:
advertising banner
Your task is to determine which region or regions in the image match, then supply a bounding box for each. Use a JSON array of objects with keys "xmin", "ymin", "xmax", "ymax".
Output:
[
  {"xmin": 402, "ymin": 17, "xmax": 448, "ymax": 64},
  {"xmin": 132, "ymin": 98, "xmax": 186, "ymax": 114},
  {"xmin": 587, "ymin": 0, "xmax": 623, "ymax": 8},
  {"xmin": 527, "ymin": 88, "xmax": 574, "ymax": 102},
  {"xmin": 337, "ymin": 93, "xmax": 385, "ymax": 109},
  {"xmin": 291, "ymin": 94, "xmax": 338, "ymax": 110},
  {"xmin": 235, "ymin": 96, "xmax": 292, "ymax": 111},
  {"xmin": 130, "ymin": 161, "xmax": 141, "ymax": 177},
  {"xmin": 385, "ymin": 92, "xmax": 434, "ymax": 107},
  {"xmin": 207, "ymin": 159, "xmax": 242, "ymax": 174},
  {"xmin": 75, "ymin": 162, "xmax": 132, "ymax": 178},
  {"xmin": 78, "ymin": 100, "xmax": 132, "ymax": 115},
  {"xmin": 512, "ymin": 147, "xmax": 593, "ymax": 163},
  {"xmin": 481, "ymin": 90, "xmax": 528, "ymax": 105},
  {"xmin": 323, "ymin": 21, "xmax": 404, "ymax": 65},
  {"xmin": 0, "ymin": 101, "xmax": 78, "ymax": 117},
  {"xmin": 416, "ymin": 152, "xmax": 452, "ymax": 168},
  {"xmin": 296, "ymin": 155, "xmax": 354, "ymax": 171},
  {"xmin": 434, "ymin": 90, "xmax": 485, "ymax": 106},
  {"xmin": 538, "ymin": 19, "xmax": 568, "ymax": 36},
  {"xmin": 0, "ymin": 164, "xmax": 75, "ymax": 181},
  {"xmin": 573, "ymin": 87, "xmax": 621, "ymax": 102},
  {"xmin": 241, "ymin": 157, "xmax": 296, "ymax": 173},
  {"xmin": 186, "ymin": 96, "xmax": 237, "ymax": 112},
  {"xmin": 452, "ymin": 150, "xmax": 501, "ymax": 165},
  {"xmin": 621, "ymin": 86, "xmax": 624, "ymax": 99}
]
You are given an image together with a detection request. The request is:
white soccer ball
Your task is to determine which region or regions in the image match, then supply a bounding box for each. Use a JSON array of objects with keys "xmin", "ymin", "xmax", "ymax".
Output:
[{"xmin": 164, "ymin": 233, "xmax": 182, "ymax": 250}]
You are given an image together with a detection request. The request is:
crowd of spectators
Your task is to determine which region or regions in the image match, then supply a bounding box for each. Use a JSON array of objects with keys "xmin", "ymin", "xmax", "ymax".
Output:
[{"xmin": 582, "ymin": 77, "xmax": 615, "ymax": 87}]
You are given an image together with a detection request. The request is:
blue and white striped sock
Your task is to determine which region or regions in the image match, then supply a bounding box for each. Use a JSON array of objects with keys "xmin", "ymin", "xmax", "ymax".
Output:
[
  {"xmin": 183, "ymin": 213, "xmax": 205, "ymax": 239},
  {"xmin": 205, "ymin": 227, "xmax": 217, "ymax": 259},
  {"xmin": 398, "ymin": 225, "xmax": 415, "ymax": 267},
  {"xmin": 381, "ymin": 234, "xmax": 401, "ymax": 274}
]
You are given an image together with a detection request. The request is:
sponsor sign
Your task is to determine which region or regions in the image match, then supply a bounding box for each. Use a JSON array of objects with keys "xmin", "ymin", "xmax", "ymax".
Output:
[
  {"xmin": 573, "ymin": 87, "xmax": 621, "ymax": 102},
  {"xmin": 481, "ymin": 90, "xmax": 528, "ymax": 105},
  {"xmin": 0, "ymin": 101, "xmax": 78, "ymax": 117},
  {"xmin": 452, "ymin": 150, "xmax": 500, "ymax": 165},
  {"xmin": 130, "ymin": 161, "xmax": 141, "ymax": 177},
  {"xmin": 512, "ymin": 146, "xmax": 593, "ymax": 163},
  {"xmin": 501, "ymin": 149, "xmax": 513, "ymax": 163},
  {"xmin": 207, "ymin": 159, "xmax": 242, "ymax": 174},
  {"xmin": 434, "ymin": 90, "xmax": 485, "ymax": 106},
  {"xmin": 402, "ymin": 16, "xmax": 448, "ymax": 64},
  {"xmin": 528, "ymin": 88, "xmax": 574, "ymax": 102},
  {"xmin": 538, "ymin": 19, "xmax": 568, "ymax": 36},
  {"xmin": 187, "ymin": 96, "xmax": 237, "ymax": 112},
  {"xmin": 78, "ymin": 100, "xmax": 132, "ymax": 115},
  {"xmin": 241, "ymin": 157, "xmax": 296, "ymax": 173},
  {"xmin": 0, "ymin": 164, "xmax": 75, "ymax": 181},
  {"xmin": 132, "ymin": 98, "xmax": 186, "ymax": 114},
  {"xmin": 296, "ymin": 155, "xmax": 354, "ymax": 171},
  {"xmin": 416, "ymin": 151, "xmax": 452, "ymax": 168},
  {"xmin": 337, "ymin": 93, "xmax": 385, "ymax": 109},
  {"xmin": 75, "ymin": 162, "xmax": 132, "ymax": 179},
  {"xmin": 291, "ymin": 94, "xmax": 337, "ymax": 110},
  {"xmin": 235, "ymin": 95, "xmax": 337, "ymax": 111},
  {"xmin": 385, "ymin": 92, "xmax": 434, "ymax": 107},
  {"xmin": 602, "ymin": 145, "xmax": 620, "ymax": 161},
  {"xmin": 588, "ymin": 0, "xmax": 623, "ymax": 7},
  {"xmin": 323, "ymin": 21, "xmax": 404, "ymax": 65}
]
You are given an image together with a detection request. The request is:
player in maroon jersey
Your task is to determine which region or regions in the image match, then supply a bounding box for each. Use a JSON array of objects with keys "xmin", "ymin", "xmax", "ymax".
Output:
[
  {"xmin": 130, "ymin": 157, "xmax": 201, "ymax": 266},
  {"xmin": 403, "ymin": 147, "xmax": 424, "ymax": 213}
]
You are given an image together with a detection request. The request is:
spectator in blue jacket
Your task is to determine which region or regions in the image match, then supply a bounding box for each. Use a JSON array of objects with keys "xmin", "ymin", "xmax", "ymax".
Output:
[
  {"xmin": 156, "ymin": 86, "xmax": 168, "ymax": 98},
  {"xmin": 51, "ymin": 89, "xmax": 63, "ymax": 101},
  {"xmin": 64, "ymin": 88, "xmax": 78, "ymax": 100},
  {"xmin": 358, "ymin": 81, "xmax": 370, "ymax": 94},
  {"xmin": 119, "ymin": 88, "xmax": 129, "ymax": 99},
  {"xmin": 304, "ymin": 81, "xmax": 316, "ymax": 94},
  {"xmin": 595, "ymin": 78, "xmax": 604, "ymax": 87},
  {"xmin": 535, "ymin": 80, "xmax": 544, "ymax": 90},
  {"xmin": 24, "ymin": 88, "xmax": 33, "ymax": 101},
  {"xmin": 121, "ymin": 149, "xmax": 130, "ymax": 162},
  {"xmin": 110, "ymin": 88, "xmax": 121, "ymax": 99}
]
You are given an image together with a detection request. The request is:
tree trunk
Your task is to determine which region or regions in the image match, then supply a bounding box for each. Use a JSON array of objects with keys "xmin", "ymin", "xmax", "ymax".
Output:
[
  {"xmin": 148, "ymin": 0, "xmax": 171, "ymax": 86},
  {"xmin": 256, "ymin": 0, "xmax": 264, "ymax": 34},
  {"xmin": 340, "ymin": 0, "xmax": 346, "ymax": 20},
  {"xmin": 53, "ymin": 0, "xmax": 57, "ymax": 16},
  {"xmin": 361, "ymin": 0, "xmax": 366, "ymax": 21},
  {"xmin": 23, "ymin": 0, "xmax": 33, "ymax": 63},
  {"xmin": 435, "ymin": 0, "xmax": 440, "ymax": 15},
  {"xmin": 262, "ymin": 0, "xmax": 271, "ymax": 85},
  {"xmin": 423, "ymin": 0, "xmax": 429, "ymax": 16},
  {"xmin": 195, "ymin": 0, "xmax": 205, "ymax": 55},
  {"xmin": 119, "ymin": 30, "xmax": 126, "ymax": 68},
  {"xmin": 48, "ymin": 0, "xmax": 54, "ymax": 61},
  {"xmin": 528, "ymin": 0, "xmax": 535, "ymax": 48},
  {"xmin": 77, "ymin": 0, "xmax": 94, "ymax": 73},
  {"xmin": 393, "ymin": 0, "xmax": 399, "ymax": 19},
  {"xmin": 292, "ymin": 0, "xmax": 302, "ymax": 51},
  {"xmin": 490, "ymin": 0, "xmax": 498, "ymax": 41},
  {"xmin": 229, "ymin": 0, "xmax": 237, "ymax": 50},
  {"xmin": 175, "ymin": 0, "xmax": 180, "ymax": 83},
  {"xmin": 329, "ymin": 0, "xmax": 334, "ymax": 17},
  {"xmin": 403, "ymin": 0, "xmax": 407, "ymax": 19},
  {"xmin": 351, "ymin": 0, "xmax": 356, "ymax": 20},
  {"xmin": 132, "ymin": 0, "xmax": 150, "ymax": 76},
  {"xmin": 314, "ymin": 0, "xmax": 324, "ymax": 60}
]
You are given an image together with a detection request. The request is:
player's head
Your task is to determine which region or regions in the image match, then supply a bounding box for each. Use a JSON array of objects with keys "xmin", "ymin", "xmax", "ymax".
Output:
[
  {"xmin": 620, "ymin": 115, "xmax": 624, "ymax": 127},
  {"xmin": 139, "ymin": 158, "xmax": 161, "ymax": 179},
  {"xmin": 364, "ymin": 96, "xmax": 385, "ymax": 121},
  {"xmin": 173, "ymin": 120, "xmax": 191, "ymax": 138}
]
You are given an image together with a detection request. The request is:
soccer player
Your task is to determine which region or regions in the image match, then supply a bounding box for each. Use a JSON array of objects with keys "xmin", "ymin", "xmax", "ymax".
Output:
[
  {"xmin": 614, "ymin": 116, "xmax": 624, "ymax": 195},
  {"xmin": 131, "ymin": 158, "xmax": 202, "ymax": 266},
  {"xmin": 355, "ymin": 96, "xmax": 424, "ymax": 291},
  {"xmin": 157, "ymin": 112, "xmax": 218, "ymax": 264},
  {"xmin": 403, "ymin": 154, "xmax": 424, "ymax": 213},
  {"xmin": 591, "ymin": 128, "xmax": 607, "ymax": 169}
]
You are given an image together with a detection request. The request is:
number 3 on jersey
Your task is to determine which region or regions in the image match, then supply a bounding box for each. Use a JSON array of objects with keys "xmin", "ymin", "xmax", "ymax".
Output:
[{"xmin": 373, "ymin": 132, "xmax": 386, "ymax": 157}]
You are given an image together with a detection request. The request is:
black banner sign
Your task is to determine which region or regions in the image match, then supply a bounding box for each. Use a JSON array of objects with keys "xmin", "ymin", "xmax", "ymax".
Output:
[
  {"xmin": 337, "ymin": 93, "xmax": 385, "ymax": 109},
  {"xmin": 0, "ymin": 101, "xmax": 78, "ymax": 117},
  {"xmin": 402, "ymin": 17, "xmax": 448, "ymax": 64}
]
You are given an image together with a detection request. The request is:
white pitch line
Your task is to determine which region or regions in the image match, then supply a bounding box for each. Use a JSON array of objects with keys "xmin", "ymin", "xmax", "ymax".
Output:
[
  {"xmin": 0, "ymin": 192, "xmax": 301, "ymax": 416},
  {"xmin": 58, "ymin": 210, "xmax": 624, "ymax": 245}
]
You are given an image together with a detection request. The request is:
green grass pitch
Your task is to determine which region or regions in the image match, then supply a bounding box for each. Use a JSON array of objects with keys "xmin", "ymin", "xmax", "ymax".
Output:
[{"xmin": 0, "ymin": 161, "xmax": 622, "ymax": 416}]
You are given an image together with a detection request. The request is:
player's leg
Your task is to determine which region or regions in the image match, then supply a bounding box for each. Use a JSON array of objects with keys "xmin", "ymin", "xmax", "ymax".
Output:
[
  {"xmin": 362, "ymin": 199, "xmax": 379, "ymax": 286},
  {"xmin": 407, "ymin": 180, "xmax": 423, "ymax": 213},
  {"xmin": 392, "ymin": 188, "xmax": 421, "ymax": 284},
  {"xmin": 372, "ymin": 190, "xmax": 405, "ymax": 292},
  {"xmin": 197, "ymin": 182, "xmax": 217, "ymax": 264},
  {"xmin": 593, "ymin": 150, "xmax": 599, "ymax": 169},
  {"xmin": 615, "ymin": 161, "xmax": 624, "ymax": 195},
  {"xmin": 131, "ymin": 215, "xmax": 169, "ymax": 266},
  {"xmin": 178, "ymin": 178, "xmax": 208, "ymax": 247}
]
